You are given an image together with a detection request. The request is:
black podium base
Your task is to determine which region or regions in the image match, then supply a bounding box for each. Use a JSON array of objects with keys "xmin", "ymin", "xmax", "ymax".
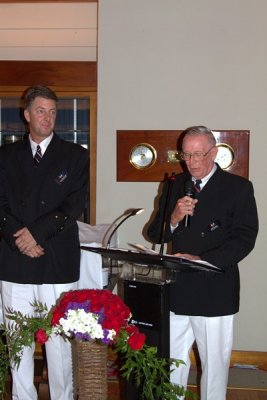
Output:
[{"xmin": 123, "ymin": 278, "xmax": 170, "ymax": 399}]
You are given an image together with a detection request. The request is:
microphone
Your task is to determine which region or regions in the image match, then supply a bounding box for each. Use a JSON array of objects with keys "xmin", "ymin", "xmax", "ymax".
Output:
[
  {"xmin": 184, "ymin": 179, "xmax": 195, "ymax": 228},
  {"xmin": 106, "ymin": 208, "xmax": 144, "ymax": 248}
]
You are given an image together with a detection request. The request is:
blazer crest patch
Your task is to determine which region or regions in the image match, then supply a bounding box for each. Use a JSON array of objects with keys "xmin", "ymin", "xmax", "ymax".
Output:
[{"xmin": 55, "ymin": 170, "xmax": 68, "ymax": 185}]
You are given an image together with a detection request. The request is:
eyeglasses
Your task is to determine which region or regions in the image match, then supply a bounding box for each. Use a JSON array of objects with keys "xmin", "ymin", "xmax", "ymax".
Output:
[{"xmin": 181, "ymin": 147, "xmax": 214, "ymax": 162}]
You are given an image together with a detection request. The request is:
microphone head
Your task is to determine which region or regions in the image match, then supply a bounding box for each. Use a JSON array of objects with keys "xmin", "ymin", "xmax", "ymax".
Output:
[{"xmin": 184, "ymin": 180, "xmax": 195, "ymax": 197}]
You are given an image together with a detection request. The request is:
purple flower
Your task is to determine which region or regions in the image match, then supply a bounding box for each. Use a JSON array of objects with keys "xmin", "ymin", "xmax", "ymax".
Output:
[
  {"xmin": 75, "ymin": 332, "xmax": 92, "ymax": 341},
  {"xmin": 66, "ymin": 300, "xmax": 91, "ymax": 314}
]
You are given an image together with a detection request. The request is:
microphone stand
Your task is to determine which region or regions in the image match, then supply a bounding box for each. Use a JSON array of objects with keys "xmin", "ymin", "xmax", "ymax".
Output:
[
  {"xmin": 105, "ymin": 208, "xmax": 144, "ymax": 289},
  {"xmin": 159, "ymin": 173, "xmax": 176, "ymax": 256}
]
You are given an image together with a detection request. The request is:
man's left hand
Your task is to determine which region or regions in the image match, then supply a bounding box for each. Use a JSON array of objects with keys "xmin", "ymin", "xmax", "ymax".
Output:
[
  {"xmin": 173, "ymin": 253, "xmax": 200, "ymax": 261},
  {"xmin": 14, "ymin": 227, "xmax": 38, "ymax": 253}
]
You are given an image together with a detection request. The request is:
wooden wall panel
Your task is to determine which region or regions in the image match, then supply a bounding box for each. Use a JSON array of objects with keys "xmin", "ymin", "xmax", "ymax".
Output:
[
  {"xmin": 0, "ymin": 61, "xmax": 97, "ymax": 88},
  {"xmin": 117, "ymin": 130, "xmax": 249, "ymax": 182}
]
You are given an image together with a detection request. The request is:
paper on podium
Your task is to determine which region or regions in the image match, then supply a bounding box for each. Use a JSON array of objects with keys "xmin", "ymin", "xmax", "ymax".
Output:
[
  {"xmin": 129, "ymin": 243, "xmax": 158, "ymax": 255},
  {"xmin": 129, "ymin": 243, "xmax": 220, "ymax": 271}
]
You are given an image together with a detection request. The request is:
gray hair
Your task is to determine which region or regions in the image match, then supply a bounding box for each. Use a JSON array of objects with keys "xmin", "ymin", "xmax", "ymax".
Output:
[
  {"xmin": 23, "ymin": 85, "xmax": 58, "ymax": 110},
  {"xmin": 182, "ymin": 125, "xmax": 216, "ymax": 146}
]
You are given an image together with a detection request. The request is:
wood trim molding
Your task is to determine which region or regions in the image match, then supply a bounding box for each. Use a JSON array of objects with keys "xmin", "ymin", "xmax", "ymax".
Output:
[
  {"xmin": 190, "ymin": 349, "xmax": 267, "ymax": 370},
  {"xmin": 0, "ymin": 61, "xmax": 97, "ymax": 88},
  {"xmin": 229, "ymin": 351, "xmax": 267, "ymax": 370}
]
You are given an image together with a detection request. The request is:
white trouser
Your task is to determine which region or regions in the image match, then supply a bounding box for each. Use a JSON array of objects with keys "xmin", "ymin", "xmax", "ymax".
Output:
[
  {"xmin": 1, "ymin": 281, "xmax": 78, "ymax": 400},
  {"xmin": 170, "ymin": 312, "xmax": 234, "ymax": 400}
]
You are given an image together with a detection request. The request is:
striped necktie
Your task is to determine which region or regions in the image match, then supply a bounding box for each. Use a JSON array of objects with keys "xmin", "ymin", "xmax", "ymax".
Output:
[
  {"xmin": 34, "ymin": 145, "xmax": 42, "ymax": 167},
  {"xmin": 194, "ymin": 179, "xmax": 202, "ymax": 197}
]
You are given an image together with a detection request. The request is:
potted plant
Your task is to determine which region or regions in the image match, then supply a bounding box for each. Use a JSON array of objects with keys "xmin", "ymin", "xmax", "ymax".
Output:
[{"xmin": 0, "ymin": 289, "xmax": 196, "ymax": 400}]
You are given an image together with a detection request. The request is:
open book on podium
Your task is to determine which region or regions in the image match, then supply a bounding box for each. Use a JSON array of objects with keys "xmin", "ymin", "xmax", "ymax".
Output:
[{"xmin": 80, "ymin": 244, "xmax": 222, "ymax": 273}]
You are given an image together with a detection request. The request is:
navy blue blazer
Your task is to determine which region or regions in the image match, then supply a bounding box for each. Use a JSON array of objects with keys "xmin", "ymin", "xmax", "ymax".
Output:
[
  {"xmin": 147, "ymin": 165, "xmax": 258, "ymax": 316},
  {"xmin": 0, "ymin": 134, "xmax": 89, "ymax": 284}
]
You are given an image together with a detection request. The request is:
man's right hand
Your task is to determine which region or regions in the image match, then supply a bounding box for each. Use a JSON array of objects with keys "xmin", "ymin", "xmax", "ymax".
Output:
[
  {"xmin": 14, "ymin": 227, "xmax": 45, "ymax": 258},
  {"xmin": 23, "ymin": 244, "xmax": 45, "ymax": 258},
  {"xmin": 170, "ymin": 195, "xmax": 198, "ymax": 227}
]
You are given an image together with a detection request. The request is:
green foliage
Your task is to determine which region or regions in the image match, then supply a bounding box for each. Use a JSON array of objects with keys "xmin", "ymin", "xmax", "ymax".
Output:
[
  {"xmin": 116, "ymin": 329, "xmax": 198, "ymax": 400},
  {"xmin": 3, "ymin": 301, "xmax": 52, "ymax": 368},
  {"xmin": 0, "ymin": 301, "xmax": 53, "ymax": 397},
  {"xmin": 0, "ymin": 335, "xmax": 9, "ymax": 397},
  {"xmin": 0, "ymin": 301, "xmax": 198, "ymax": 400}
]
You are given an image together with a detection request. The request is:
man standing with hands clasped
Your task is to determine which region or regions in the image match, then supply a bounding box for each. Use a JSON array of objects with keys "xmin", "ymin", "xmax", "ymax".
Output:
[
  {"xmin": 0, "ymin": 85, "xmax": 89, "ymax": 400},
  {"xmin": 147, "ymin": 125, "xmax": 258, "ymax": 400}
]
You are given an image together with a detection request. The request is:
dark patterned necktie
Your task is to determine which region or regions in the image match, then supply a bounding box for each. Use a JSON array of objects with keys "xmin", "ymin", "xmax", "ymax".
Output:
[
  {"xmin": 34, "ymin": 145, "xmax": 42, "ymax": 167},
  {"xmin": 194, "ymin": 179, "xmax": 202, "ymax": 197}
]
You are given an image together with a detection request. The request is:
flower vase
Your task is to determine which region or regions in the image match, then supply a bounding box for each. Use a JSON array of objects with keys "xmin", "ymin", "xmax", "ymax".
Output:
[{"xmin": 72, "ymin": 340, "xmax": 108, "ymax": 400}]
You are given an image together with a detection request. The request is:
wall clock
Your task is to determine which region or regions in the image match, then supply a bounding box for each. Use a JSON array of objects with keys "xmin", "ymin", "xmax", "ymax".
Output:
[
  {"xmin": 129, "ymin": 143, "xmax": 157, "ymax": 169},
  {"xmin": 215, "ymin": 143, "xmax": 235, "ymax": 170}
]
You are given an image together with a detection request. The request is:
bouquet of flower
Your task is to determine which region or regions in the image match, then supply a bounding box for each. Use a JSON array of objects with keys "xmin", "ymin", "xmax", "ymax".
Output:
[
  {"xmin": 50, "ymin": 289, "xmax": 132, "ymax": 345},
  {"xmin": 0, "ymin": 289, "xmax": 196, "ymax": 400}
]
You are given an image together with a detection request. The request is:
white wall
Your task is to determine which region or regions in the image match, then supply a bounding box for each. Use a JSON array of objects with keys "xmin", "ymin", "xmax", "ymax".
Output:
[
  {"xmin": 97, "ymin": 0, "xmax": 267, "ymax": 351},
  {"xmin": 0, "ymin": 3, "xmax": 97, "ymax": 61}
]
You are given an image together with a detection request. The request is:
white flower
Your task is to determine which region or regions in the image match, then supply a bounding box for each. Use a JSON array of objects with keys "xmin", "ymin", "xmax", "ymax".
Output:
[
  {"xmin": 58, "ymin": 309, "xmax": 105, "ymax": 339},
  {"xmin": 107, "ymin": 329, "xmax": 116, "ymax": 340}
]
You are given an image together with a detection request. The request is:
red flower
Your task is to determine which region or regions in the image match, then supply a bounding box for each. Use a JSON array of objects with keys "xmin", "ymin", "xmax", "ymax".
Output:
[
  {"xmin": 126, "ymin": 325, "xmax": 139, "ymax": 335},
  {"xmin": 51, "ymin": 308, "xmax": 62, "ymax": 325},
  {"xmin": 35, "ymin": 329, "xmax": 49, "ymax": 345},
  {"xmin": 51, "ymin": 289, "xmax": 131, "ymax": 338},
  {"xmin": 127, "ymin": 328, "xmax": 146, "ymax": 351}
]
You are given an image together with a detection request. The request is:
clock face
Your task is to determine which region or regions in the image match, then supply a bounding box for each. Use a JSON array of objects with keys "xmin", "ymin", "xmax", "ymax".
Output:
[
  {"xmin": 129, "ymin": 143, "xmax": 157, "ymax": 169},
  {"xmin": 215, "ymin": 143, "xmax": 234, "ymax": 169}
]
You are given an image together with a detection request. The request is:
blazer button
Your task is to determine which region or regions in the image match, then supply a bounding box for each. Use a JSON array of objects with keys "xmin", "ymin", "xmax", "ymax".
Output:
[
  {"xmin": 1, "ymin": 217, "xmax": 7, "ymax": 227},
  {"xmin": 41, "ymin": 200, "xmax": 46, "ymax": 205}
]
